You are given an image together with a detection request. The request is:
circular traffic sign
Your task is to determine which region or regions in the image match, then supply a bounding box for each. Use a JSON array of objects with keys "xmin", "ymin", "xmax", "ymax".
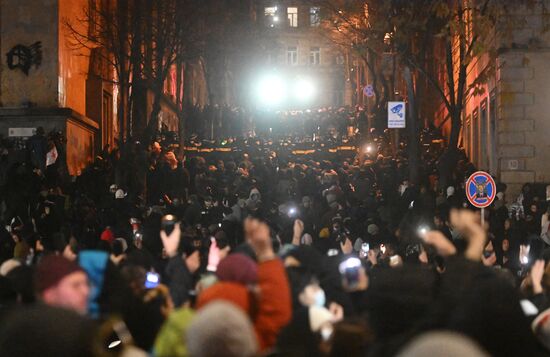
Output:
[{"xmin": 465, "ymin": 171, "xmax": 496, "ymax": 208}]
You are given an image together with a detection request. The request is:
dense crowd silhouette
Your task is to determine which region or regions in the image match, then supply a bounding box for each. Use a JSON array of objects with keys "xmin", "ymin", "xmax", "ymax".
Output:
[{"xmin": 1, "ymin": 111, "xmax": 550, "ymax": 357}]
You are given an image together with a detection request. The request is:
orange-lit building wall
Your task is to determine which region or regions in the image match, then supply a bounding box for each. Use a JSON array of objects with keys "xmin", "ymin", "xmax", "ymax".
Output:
[{"xmin": 58, "ymin": 0, "xmax": 90, "ymax": 116}]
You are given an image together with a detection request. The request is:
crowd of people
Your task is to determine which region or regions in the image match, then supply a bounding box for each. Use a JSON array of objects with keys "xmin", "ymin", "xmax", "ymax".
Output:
[{"xmin": 1, "ymin": 118, "xmax": 550, "ymax": 357}]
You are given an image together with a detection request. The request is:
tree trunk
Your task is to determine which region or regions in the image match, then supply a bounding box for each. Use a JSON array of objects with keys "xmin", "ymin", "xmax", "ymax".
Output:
[
  {"xmin": 146, "ymin": 86, "xmax": 163, "ymax": 144},
  {"xmin": 118, "ymin": 82, "xmax": 128, "ymax": 144},
  {"xmin": 404, "ymin": 66, "xmax": 420, "ymax": 185},
  {"xmin": 449, "ymin": 109, "xmax": 462, "ymax": 149}
]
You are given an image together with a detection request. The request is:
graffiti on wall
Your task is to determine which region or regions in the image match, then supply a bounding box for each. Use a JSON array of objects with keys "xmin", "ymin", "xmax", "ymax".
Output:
[{"xmin": 6, "ymin": 41, "xmax": 43, "ymax": 75}]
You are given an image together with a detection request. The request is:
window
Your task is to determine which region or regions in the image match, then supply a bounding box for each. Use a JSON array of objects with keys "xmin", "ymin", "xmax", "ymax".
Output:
[
  {"xmin": 309, "ymin": 47, "xmax": 320, "ymax": 65},
  {"xmin": 265, "ymin": 6, "xmax": 277, "ymax": 17},
  {"xmin": 102, "ymin": 91, "xmax": 113, "ymax": 147},
  {"xmin": 480, "ymin": 99, "xmax": 488, "ymax": 169},
  {"xmin": 287, "ymin": 7, "xmax": 298, "ymax": 27},
  {"xmin": 287, "ymin": 46, "xmax": 298, "ymax": 65},
  {"xmin": 489, "ymin": 90, "xmax": 497, "ymax": 173},
  {"xmin": 472, "ymin": 107, "xmax": 479, "ymax": 166},
  {"xmin": 335, "ymin": 54, "xmax": 345, "ymax": 65},
  {"xmin": 463, "ymin": 114, "xmax": 471, "ymax": 157},
  {"xmin": 310, "ymin": 7, "xmax": 321, "ymax": 26},
  {"xmin": 265, "ymin": 6, "xmax": 278, "ymax": 27}
]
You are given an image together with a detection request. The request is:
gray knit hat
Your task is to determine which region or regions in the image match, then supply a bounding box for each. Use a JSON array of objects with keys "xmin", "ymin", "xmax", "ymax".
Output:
[
  {"xmin": 186, "ymin": 301, "xmax": 258, "ymax": 357},
  {"xmin": 396, "ymin": 331, "xmax": 489, "ymax": 357}
]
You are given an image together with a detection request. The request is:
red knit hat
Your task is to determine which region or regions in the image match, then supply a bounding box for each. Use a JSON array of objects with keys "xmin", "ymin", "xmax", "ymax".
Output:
[
  {"xmin": 100, "ymin": 228, "xmax": 115, "ymax": 243},
  {"xmin": 35, "ymin": 255, "xmax": 85, "ymax": 294},
  {"xmin": 216, "ymin": 254, "xmax": 258, "ymax": 285}
]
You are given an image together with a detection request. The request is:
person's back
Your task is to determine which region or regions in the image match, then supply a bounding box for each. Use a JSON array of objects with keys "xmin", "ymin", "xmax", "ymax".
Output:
[
  {"xmin": 26, "ymin": 127, "xmax": 48, "ymax": 172},
  {"xmin": 0, "ymin": 305, "xmax": 96, "ymax": 357}
]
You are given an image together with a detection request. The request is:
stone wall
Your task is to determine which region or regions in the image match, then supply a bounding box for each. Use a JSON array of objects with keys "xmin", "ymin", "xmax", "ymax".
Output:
[
  {"xmin": 0, "ymin": 0, "xmax": 59, "ymax": 107},
  {"xmin": 497, "ymin": 51, "xmax": 550, "ymax": 196}
]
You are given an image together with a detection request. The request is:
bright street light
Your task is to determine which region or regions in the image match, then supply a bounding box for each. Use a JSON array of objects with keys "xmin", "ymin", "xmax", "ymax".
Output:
[{"xmin": 256, "ymin": 74, "xmax": 286, "ymax": 107}]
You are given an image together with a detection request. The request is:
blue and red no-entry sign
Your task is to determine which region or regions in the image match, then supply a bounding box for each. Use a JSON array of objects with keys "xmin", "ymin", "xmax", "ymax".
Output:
[{"xmin": 466, "ymin": 171, "xmax": 496, "ymax": 208}]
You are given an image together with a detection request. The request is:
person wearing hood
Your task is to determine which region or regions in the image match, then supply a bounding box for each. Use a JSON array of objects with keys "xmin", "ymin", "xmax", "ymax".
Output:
[{"xmin": 246, "ymin": 187, "xmax": 262, "ymax": 215}]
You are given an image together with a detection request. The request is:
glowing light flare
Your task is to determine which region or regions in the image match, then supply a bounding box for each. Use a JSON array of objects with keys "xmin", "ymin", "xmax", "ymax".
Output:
[
  {"xmin": 256, "ymin": 74, "xmax": 286, "ymax": 106},
  {"xmin": 294, "ymin": 78, "xmax": 316, "ymax": 102}
]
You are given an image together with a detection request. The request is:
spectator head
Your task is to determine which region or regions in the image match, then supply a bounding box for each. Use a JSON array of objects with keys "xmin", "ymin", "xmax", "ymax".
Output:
[
  {"xmin": 216, "ymin": 254, "xmax": 258, "ymax": 286},
  {"xmin": 115, "ymin": 189, "xmax": 126, "ymax": 199},
  {"xmin": 186, "ymin": 301, "xmax": 258, "ymax": 357},
  {"xmin": 447, "ymin": 186, "xmax": 455, "ymax": 198},
  {"xmin": 0, "ymin": 305, "xmax": 96, "ymax": 357},
  {"xmin": 287, "ymin": 268, "xmax": 325, "ymax": 309},
  {"xmin": 367, "ymin": 224, "xmax": 379, "ymax": 236},
  {"xmin": 165, "ymin": 151, "xmax": 178, "ymax": 168},
  {"xmin": 112, "ymin": 237, "xmax": 128, "ymax": 256},
  {"xmin": 151, "ymin": 141, "xmax": 162, "ymax": 154},
  {"xmin": 396, "ymin": 331, "xmax": 489, "ymax": 357},
  {"xmin": 301, "ymin": 233, "xmax": 313, "ymax": 246},
  {"xmin": 100, "ymin": 227, "xmax": 115, "ymax": 243},
  {"xmin": 34, "ymin": 255, "xmax": 89, "ymax": 314},
  {"xmin": 179, "ymin": 238, "xmax": 201, "ymax": 274}
]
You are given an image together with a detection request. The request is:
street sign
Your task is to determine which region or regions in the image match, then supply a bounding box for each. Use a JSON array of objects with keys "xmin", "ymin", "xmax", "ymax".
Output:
[
  {"xmin": 466, "ymin": 171, "xmax": 496, "ymax": 208},
  {"xmin": 388, "ymin": 101, "xmax": 406, "ymax": 128},
  {"xmin": 8, "ymin": 127, "xmax": 35, "ymax": 137},
  {"xmin": 363, "ymin": 84, "xmax": 374, "ymax": 97}
]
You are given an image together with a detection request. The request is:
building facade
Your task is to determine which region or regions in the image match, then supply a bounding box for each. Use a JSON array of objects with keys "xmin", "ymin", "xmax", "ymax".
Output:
[
  {"xmin": 257, "ymin": 1, "xmax": 346, "ymax": 109},
  {"xmin": 0, "ymin": 0, "xmax": 210, "ymax": 175},
  {"xmin": 0, "ymin": 0, "xmax": 114, "ymax": 175},
  {"xmin": 455, "ymin": 2, "xmax": 550, "ymax": 197}
]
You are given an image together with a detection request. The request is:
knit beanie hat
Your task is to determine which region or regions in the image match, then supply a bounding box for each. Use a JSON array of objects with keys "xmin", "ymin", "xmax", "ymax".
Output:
[
  {"xmin": 396, "ymin": 331, "xmax": 489, "ymax": 357},
  {"xmin": 217, "ymin": 254, "xmax": 258, "ymax": 285},
  {"xmin": 35, "ymin": 255, "xmax": 85, "ymax": 294},
  {"xmin": 186, "ymin": 301, "xmax": 258, "ymax": 357},
  {"xmin": 100, "ymin": 228, "xmax": 115, "ymax": 243}
]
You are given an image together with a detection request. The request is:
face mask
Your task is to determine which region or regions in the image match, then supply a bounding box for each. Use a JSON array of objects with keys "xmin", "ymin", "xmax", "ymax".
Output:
[{"xmin": 313, "ymin": 289, "xmax": 326, "ymax": 308}]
